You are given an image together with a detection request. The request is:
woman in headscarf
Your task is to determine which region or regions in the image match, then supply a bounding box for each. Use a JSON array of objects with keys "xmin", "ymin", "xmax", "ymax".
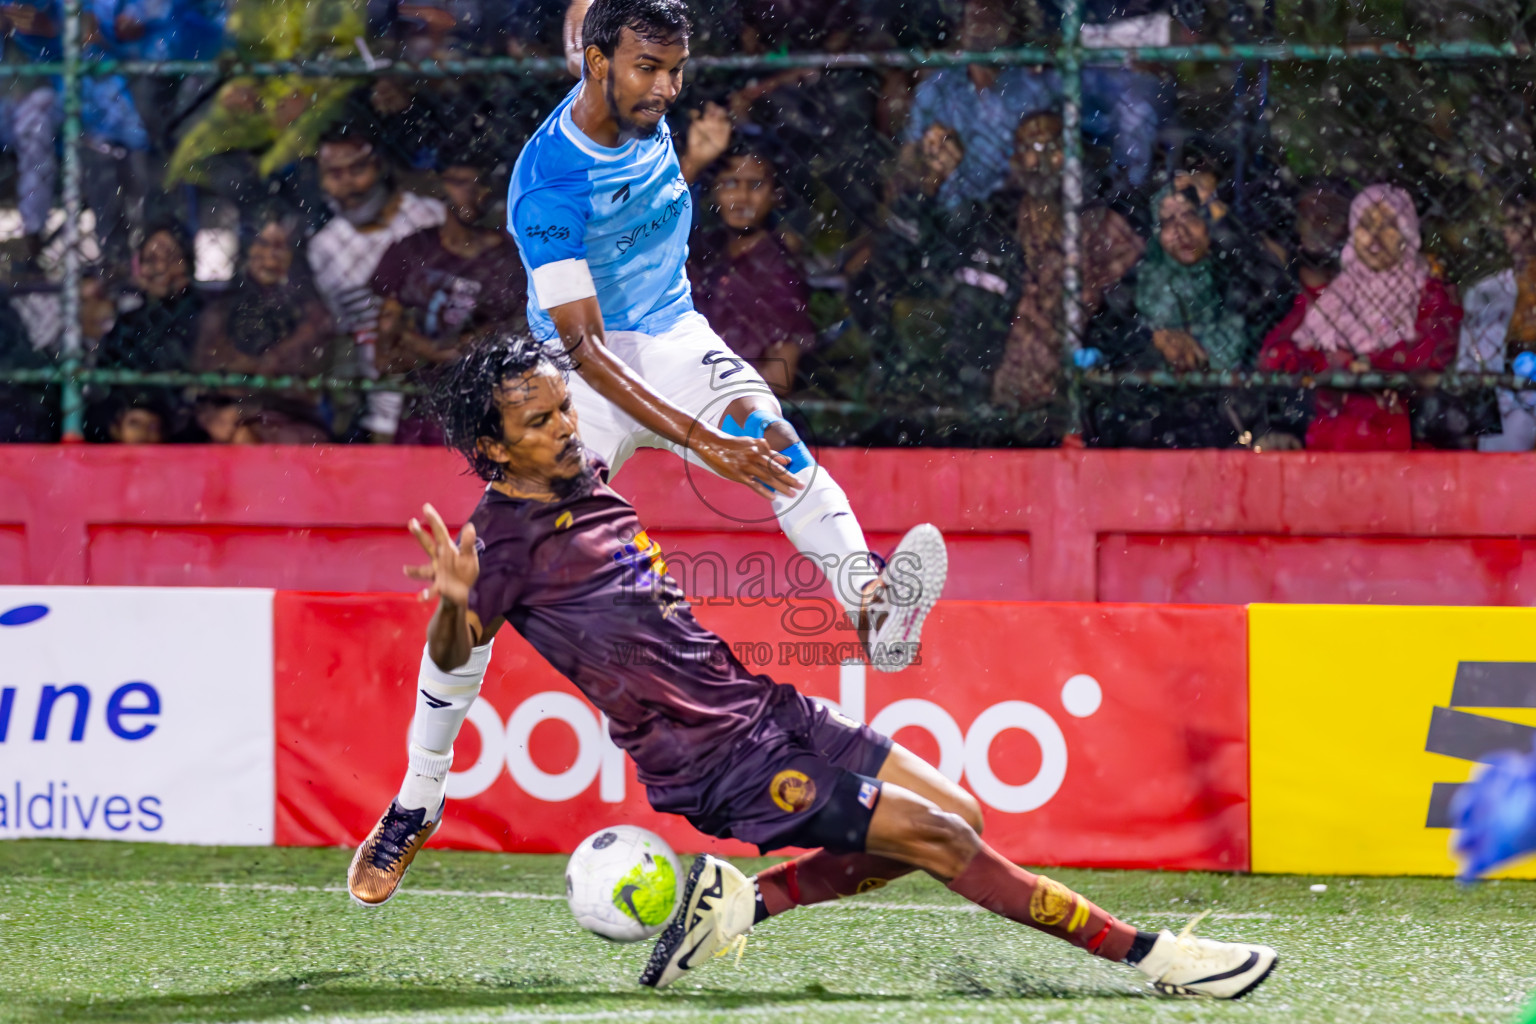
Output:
[
  {"xmin": 1260, "ymin": 183, "xmax": 1461, "ymax": 451},
  {"xmin": 1084, "ymin": 183, "xmax": 1274, "ymax": 448},
  {"xmin": 1134, "ymin": 183, "xmax": 1251, "ymax": 372}
]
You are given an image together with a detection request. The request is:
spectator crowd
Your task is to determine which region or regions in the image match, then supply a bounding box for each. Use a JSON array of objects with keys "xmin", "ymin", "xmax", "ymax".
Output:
[{"xmin": 0, "ymin": 0, "xmax": 1533, "ymax": 451}]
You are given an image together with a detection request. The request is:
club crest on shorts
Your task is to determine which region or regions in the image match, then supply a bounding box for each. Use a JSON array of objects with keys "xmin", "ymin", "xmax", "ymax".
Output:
[
  {"xmin": 857, "ymin": 781, "xmax": 880, "ymax": 810},
  {"xmin": 769, "ymin": 769, "xmax": 816, "ymax": 813},
  {"xmin": 1029, "ymin": 875, "xmax": 1087, "ymax": 929}
]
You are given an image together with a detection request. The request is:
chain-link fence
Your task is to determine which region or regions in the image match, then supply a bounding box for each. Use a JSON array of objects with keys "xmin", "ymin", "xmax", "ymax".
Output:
[{"xmin": 1, "ymin": 0, "xmax": 1534, "ymax": 449}]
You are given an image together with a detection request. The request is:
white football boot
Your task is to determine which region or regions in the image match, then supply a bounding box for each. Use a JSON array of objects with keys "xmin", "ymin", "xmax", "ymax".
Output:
[
  {"xmin": 639, "ymin": 855, "xmax": 755, "ymax": 989},
  {"xmin": 860, "ymin": 523, "xmax": 948, "ymax": 673},
  {"xmin": 1134, "ymin": 912, "xmax": 1278, "ymax": 999}
]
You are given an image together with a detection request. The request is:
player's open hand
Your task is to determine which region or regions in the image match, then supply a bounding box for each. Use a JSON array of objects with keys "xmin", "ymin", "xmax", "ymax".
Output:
[
  {"xmin": 405, "ymin": 503, "xmax": 479, "ymax": 607},
  {"xmin": 694, "ymin": 431, "xmax": 802, "ymax": 502},
  {"xmin": 686, "ymin": 103, "xmax": 733, "ymax": 169}
]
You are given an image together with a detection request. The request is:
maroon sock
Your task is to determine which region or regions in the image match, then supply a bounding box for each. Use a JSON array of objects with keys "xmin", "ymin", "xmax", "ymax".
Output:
[
  {"xmin": 755, "ymin": 851, "xmax": 918, "ymax": 917},
  {"xmin": 946, "ymin": 843, "xmax": 1137, "ymax": 961}
]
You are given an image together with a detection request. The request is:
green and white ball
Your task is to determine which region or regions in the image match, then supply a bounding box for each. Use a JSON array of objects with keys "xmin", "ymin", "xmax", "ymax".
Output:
[{"xmin": 565, "ymin": 825, "xmax": 682, "ymax": 942}]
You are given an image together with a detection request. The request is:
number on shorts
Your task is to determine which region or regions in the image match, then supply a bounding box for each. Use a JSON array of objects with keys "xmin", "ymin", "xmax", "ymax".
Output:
[{"xmin": 702, "ymin": 349, "xmax": 747, "ymax": 381}]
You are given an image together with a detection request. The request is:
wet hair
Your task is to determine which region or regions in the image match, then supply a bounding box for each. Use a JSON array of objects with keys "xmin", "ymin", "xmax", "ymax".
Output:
[
  {"xmin": 583, "ymin": 0, "xmax": 690, "ymax": 65},
  {"xmin": 430, "ymin": 332, "xmax": 574, "ymax": 481}
]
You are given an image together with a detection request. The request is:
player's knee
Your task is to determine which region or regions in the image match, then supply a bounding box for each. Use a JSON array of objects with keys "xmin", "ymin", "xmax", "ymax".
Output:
[
  {"xmin": 954, "ymin": 791, "xmax": 985, "ymax": 836},
  {"xmin": 762, "ymin": 418, "xmax": 800, "ymax": 451},
  {"xmin": 920, "ymin": 774, "xmax": 984, "ymax": 835},
  {"xmin": 720, "ymin": 403, "xmax": 810, "ymax": 467},
  {"xmin": 913, "ymin": 807, "xmax": 981, "ymax": 878}
]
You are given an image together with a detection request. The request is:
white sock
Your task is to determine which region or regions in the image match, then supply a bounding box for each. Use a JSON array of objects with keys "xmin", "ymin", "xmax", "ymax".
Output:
[
  {"xmin": 772, "ymin": 465, "xmax": 877, "ymax": 620},
  {"xmin": 400, "ymin": 746, "xmax": 454, "ymax": 813},
  {"xmin": 397, "ymin": 640, "xmax": 493, "ymax": 811}
]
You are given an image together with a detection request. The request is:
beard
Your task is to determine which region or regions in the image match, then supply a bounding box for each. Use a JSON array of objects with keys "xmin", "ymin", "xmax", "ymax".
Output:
[
  {"xmin": 549, "ymin": 438, "xmax": 599, "ymax": 500},
  {"xmin": 328, "ymin": 182, "xmax": 390, "ymax": 227},
  {"xmin": 606, "ymin": 77, "xmax": 664, "ymax": 140}
]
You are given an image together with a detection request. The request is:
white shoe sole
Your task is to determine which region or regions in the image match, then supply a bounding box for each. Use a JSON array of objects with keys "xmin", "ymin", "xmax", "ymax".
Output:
[
  {"xmin": 868, "ymin": 523, "xmax": 948, "ymax": 673},
  {"xmin": 1152, "ymin": 947, "xmax": 1279, "ymax": 999}
]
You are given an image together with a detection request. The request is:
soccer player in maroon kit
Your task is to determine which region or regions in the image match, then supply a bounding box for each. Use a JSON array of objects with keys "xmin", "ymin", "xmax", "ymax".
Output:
[{"xmin": 347, "ymin": 334, "xmax": 1278, "ymax": 999}]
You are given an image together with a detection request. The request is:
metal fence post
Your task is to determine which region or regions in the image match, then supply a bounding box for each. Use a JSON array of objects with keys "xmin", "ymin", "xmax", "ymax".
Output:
[
  {"xmin": 58, "ymin": 0, "xmax": 84, "ymax": 440},
  {"xmin": 1060, "ymin": 0, "xmax": 1085, "ymax": 437}
]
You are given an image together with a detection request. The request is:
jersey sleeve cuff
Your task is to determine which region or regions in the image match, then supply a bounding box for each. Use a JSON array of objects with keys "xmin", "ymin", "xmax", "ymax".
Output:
[{"xmin": 531, "ymin": 258, "xmax": 598, "ymax": 308}]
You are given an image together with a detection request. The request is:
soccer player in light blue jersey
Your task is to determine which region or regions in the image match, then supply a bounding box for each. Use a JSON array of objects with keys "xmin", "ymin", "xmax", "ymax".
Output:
[{"xmin": 507, "ymin": 0, "xmax": 946, "ymax": 673}]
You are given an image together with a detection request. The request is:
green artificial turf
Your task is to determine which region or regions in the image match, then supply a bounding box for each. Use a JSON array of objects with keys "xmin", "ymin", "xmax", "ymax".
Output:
[{"xmin": 2, "ymin": 840, "xmax": 1534, "ymax": 1023}]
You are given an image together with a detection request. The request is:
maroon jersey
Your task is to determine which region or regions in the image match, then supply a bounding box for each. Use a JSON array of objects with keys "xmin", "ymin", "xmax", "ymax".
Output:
[
  {"xmin": 687, "ymin": 229, "xmax": 817, "ymax": 361},
  {"xmin": 466, "ymin": 464, "xmax": 782, "ymax": 786},
  {"xmin": 371, "ymin": 229, "xmax": 528, "ymax": 340}
]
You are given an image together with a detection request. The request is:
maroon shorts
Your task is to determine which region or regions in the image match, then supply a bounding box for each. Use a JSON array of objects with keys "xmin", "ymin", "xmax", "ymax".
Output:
[{"xmin": 646, "ymin": 685, "xmax": 892, "ymax": 853}]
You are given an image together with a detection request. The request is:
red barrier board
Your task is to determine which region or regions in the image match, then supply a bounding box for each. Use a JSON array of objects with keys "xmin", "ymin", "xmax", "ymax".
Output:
[
  {"xmin": 274, "ymin": 594, "xmax": 1248, "ymax": 870},
  {"xmin": 12, "ymin": 446, "xmax": 1536, "ymax": 607}
]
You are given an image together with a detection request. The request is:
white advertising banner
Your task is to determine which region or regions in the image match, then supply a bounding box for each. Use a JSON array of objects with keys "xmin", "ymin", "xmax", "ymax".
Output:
[{"xmin": 0, "ymin": 587, "xmax": 275, "ymax": 844}]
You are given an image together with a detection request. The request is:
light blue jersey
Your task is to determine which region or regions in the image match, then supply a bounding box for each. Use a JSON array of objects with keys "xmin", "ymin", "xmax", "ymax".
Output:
[{"xmin": 508, "ymin": 86, "xmax": 695, "ymax": 342}]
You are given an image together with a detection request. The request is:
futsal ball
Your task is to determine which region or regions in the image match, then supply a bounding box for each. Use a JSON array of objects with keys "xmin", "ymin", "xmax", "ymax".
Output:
[{"xmin": 565, "ymin": 825, "xmax": 683, "ymax": 942}]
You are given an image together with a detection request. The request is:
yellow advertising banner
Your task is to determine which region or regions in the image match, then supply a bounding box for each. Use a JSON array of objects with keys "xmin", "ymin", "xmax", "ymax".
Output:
[{"xmin": 1250, "ymin": 604, "xmax": 1536, "ymax": 877}]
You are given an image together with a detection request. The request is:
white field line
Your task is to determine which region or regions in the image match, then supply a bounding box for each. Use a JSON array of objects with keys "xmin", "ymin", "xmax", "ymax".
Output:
[
  {"xmin": 234, "ymin": 1002, "xmax": 1528, "ymax": 1024},
  {"xmin": 1, "ymin": 877, "xmax": 564, "ymax": 901},
  {"xmin": 228, "ymin": 1004, "xmax": 995, "ymax": 1024},
  {"xmin": 5, "ymin": 876, "xmax": 1289, "ymax": 918}
]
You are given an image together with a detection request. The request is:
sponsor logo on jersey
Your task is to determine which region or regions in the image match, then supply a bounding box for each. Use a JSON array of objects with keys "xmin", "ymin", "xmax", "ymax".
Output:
[
  {"xmin": 524, "ymin": 223, "xmax": 573, "ymax": 243},
  {"xmin": 615, "ymin": 193, "xmax": 690, "ymax": 255},
  {"xmin": 613, "ymin": 530, "xmax": 668, "ymax": 586}
]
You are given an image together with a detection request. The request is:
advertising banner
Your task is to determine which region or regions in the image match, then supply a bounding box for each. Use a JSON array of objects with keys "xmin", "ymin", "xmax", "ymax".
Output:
[
  {"xmin": 1250, "ymin": 603, "xmax": 1536, "ymax": 877},
  {"xmin": 0, "ymin": 587, "xmax": 275, "ymax": 844},
  {"xmin": 275, "ymin": 594, "xmax": 1248, "ymax": 870}
]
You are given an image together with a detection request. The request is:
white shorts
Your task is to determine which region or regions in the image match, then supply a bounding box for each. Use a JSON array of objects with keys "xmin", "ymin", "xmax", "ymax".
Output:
[{"xmin": 567, "ymin": 311, "xmax": 776, "ymax": 473}]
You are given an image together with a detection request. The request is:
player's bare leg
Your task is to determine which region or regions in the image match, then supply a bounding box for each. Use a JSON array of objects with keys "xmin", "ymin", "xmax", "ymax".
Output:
[
  {"xmin": 652, "ymin": 745, "xmax": 1277, "ymax": 998},
  {"xmin": 752, "ymin": 745, "xmax": 978, "ymax": 912},
  {"xmin": 643, "ymin": 749, "xmax": 980, "ymax": 990},
  {"xmin": 717, "ymin": 393, "xmax": 947, "ymax": 673}
]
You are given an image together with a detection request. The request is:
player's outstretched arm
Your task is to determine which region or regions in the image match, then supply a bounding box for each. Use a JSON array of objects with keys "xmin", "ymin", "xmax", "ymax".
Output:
[
  {"xmin": 406, "ymin": 503, "xmax": 482, "ymax": 673},
  {"xmin": 549, "ymin": 299, "xmax": 802, "ymax": 501}
]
